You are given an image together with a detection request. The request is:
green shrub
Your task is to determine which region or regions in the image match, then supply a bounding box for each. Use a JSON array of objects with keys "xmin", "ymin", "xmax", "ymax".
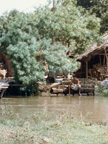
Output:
[{"xmin": 97, "ymin": 83, "xmax": 108, "ymax": 97}]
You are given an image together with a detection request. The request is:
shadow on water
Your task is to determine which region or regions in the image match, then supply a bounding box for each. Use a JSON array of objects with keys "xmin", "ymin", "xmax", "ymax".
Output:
[{"xmin": 0, "ymin": 95, "xmax": 108, "ymax": 123}]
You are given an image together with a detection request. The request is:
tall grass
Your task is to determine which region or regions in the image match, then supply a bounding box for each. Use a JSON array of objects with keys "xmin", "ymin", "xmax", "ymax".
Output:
[{"xmin": 0, "ymin": 105, "xmax": 108, "ymax": 144}]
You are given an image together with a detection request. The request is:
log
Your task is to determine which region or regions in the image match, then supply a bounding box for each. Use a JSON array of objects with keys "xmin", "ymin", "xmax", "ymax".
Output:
[
  {"xmin": 58, "ymin": 85, "xmax": 64, "ymax": 89},
  {"xmin": 57, "ymin": 89, "xmax": 64, "ymax": 93},
  {"xmin": 51, "ymin": 88, "xmax": 64, "ymax": 93},
  {"xmin": 51, "ymin": 88, "xmax": 58, "ymax": 93},
  {"xmin": 50, "ymin": 83, "xmax": 61, "ymax": 88},
  {"xmin": 62, "ymin": 81, "xmax": 71, "ymax": 85},
  {"xmin": 80, "ymin": 84, "xmax": 86, "ymax": 87},
  {"xmin": 78, "ymin": 78, "xmax": 85, "ymax": 82},
  {"xmin": 86, "ymin": 84, "xmax": 94, "ymax": 88},
  {"xmin": 84, "ymin": 81, "xmax": 95, "ymax": 84},
  {"xmin": 79, "ymin": 81, "xmax": 85, "ymax": 85},
  {"xmin": 63, "ymin": 78, "xmax": 71, "ymax": 81},
  {"xmin": 58, "ymin": 94, "xmax": 64, "ymax": 96},
  {"xmin": 63, "ymin": 88, "xmax": 68, "ymax": 91},
  {"xmin": 50, "ymin": 94, "xmax": 58, "ymax": 97},
  {"xmin": 63, "ymin": 85, "xmax": 69, "ymax": 88}
]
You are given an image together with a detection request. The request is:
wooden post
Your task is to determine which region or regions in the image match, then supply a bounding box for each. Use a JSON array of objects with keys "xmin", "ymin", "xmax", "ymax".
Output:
[
  {"xmin": 81, "ymin": 62, "xmax": 82, "ymax": 77},
  {"xmin": 107, "ymin": 55, "xmax": 108, "ymax": 73},
  {"xmin": 0, "ymin": 89, "xmax": 6, "ymax": 99},
  {"xmin": 99, "ymin": 55, "xmax": 101, "ymax": 65},
  {"xmin": 86, "ymin": 60, "xmax": 88, "ymax": 78},
  {"xmin": 103, "ymin": 55, "xmax": 106, "ymax": 65},
  {"xmin": 104, "ymin": 49, "xmax": 108, "ymax": 73}
]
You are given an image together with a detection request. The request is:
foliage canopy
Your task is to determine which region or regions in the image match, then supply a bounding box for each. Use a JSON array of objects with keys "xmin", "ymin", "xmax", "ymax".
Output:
[
  {"xmin": 0, "ymin": 1, "xmax": 101, "ymax": 95},
  {"xmin": 77, "ymin": 0, "xmax": 108, "ymax": 33}
]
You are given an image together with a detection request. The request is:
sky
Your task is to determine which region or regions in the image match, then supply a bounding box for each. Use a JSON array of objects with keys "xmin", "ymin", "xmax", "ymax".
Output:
[{"xmin": 0, "ymin": 0, "xmax": 49, "ymax": 16}]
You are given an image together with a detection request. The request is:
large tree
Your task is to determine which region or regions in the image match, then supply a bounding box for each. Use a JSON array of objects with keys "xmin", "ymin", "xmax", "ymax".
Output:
[
  {"xmin": 0, "ymin": 1, "xmax": 101, "ymax": 95},
  {"xmin": 77, "ymin": 0, "xmax": 108, "ymax": 34},
  {"xmin": 36, "ymin": 0, "xmax": 101, "ymax": 53}
]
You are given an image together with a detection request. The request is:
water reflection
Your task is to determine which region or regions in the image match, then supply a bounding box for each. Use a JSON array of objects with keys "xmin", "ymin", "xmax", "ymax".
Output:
[{"xmin": 0, "ymin": 95, "xmax": 108, "ymax": 122}]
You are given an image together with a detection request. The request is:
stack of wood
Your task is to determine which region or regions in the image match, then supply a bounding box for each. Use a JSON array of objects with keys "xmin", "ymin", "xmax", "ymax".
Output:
[
  {"xmin": 79, "ymin": 78, "xmax": 95, "ymax": 95},
  {"xmin": 98, "ymin": 66, "xmax": 107, "ymax": 74},
  {"xmin": 50, "ymin": 78, "xmax": 95, "ymax": 96},
  {"xmin": 50, "ymin": 78, "xmax": 71, "ymax": 96},
  {"xmin": 88, "ymin": 63, "xmax": 108, "ymax": 80}
]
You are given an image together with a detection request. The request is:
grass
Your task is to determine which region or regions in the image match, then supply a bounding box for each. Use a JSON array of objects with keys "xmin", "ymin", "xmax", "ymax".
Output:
[{"xmin": 0, "ymin": 105, "xmax": 108, "ymax": 144}]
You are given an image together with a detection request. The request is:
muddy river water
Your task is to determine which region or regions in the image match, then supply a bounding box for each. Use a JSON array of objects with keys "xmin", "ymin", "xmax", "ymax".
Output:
[{"xmin": 0, "ymin": 95, "xmax": 108, "ymax": 123}]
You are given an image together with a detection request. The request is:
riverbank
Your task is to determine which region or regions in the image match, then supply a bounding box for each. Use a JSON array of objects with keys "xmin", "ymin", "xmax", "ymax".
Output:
[{"xmin": 0, "ymin": 105, "xmax": 108, "ymax": 144}]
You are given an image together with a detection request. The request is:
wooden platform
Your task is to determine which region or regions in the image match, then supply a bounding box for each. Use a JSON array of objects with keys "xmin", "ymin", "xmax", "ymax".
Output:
[{"xmin": 0, "ymin": 79, "xmax": 15, "ymax": 99}]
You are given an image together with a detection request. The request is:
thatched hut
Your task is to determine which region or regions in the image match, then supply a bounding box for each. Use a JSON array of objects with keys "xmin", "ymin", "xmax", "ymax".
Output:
[{"xmin": 75, "ymin": 34, "xmax": 108, "ymax": 80}]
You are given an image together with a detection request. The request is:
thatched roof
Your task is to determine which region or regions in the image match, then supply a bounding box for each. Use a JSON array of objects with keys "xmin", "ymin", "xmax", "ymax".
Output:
[{"xmin": 76, "ymin": 34, "xmax": 108, "ymax": 61}]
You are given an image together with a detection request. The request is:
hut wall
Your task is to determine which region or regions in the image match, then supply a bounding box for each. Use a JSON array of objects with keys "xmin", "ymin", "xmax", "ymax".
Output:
[
  {"xmin": 0, "ymin": 55, "xmax": 14, "ymax": 73},
  {"xmin": 75, "ymin": 52, "xmax": 108, "ymax": 78}
]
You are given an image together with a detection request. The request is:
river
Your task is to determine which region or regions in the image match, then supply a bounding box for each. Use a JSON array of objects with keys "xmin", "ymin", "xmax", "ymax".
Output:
[{"xmin": 0, "ymin": 95, "xmax": 108, "ymax": 123}]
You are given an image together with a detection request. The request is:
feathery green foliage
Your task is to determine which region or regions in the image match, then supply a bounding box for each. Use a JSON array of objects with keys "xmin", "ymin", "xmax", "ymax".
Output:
[
  {"xmin": 0, "ymin": 2, "xmax": 101, "ymax": 95},
  {"xmin": 77, "ymin": 0, "xmax": 108, "ymax": 34}
]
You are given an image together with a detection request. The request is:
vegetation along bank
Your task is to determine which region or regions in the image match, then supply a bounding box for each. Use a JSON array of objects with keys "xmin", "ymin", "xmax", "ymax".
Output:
[{"xmin": 1, "ymin": 0, "xmax": 106, "ymax": 96}]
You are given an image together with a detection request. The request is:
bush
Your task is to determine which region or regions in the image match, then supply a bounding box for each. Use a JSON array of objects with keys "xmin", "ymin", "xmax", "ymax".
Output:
[{"xmin": 97, "ymin": 83, "xmax": 108, "ymax": 97}]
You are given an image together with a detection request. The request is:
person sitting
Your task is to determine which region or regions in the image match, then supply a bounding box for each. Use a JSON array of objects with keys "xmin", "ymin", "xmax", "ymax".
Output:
[{"xmin": 68, "ymin": 74, "xmax": 82, "ymax": 96}]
